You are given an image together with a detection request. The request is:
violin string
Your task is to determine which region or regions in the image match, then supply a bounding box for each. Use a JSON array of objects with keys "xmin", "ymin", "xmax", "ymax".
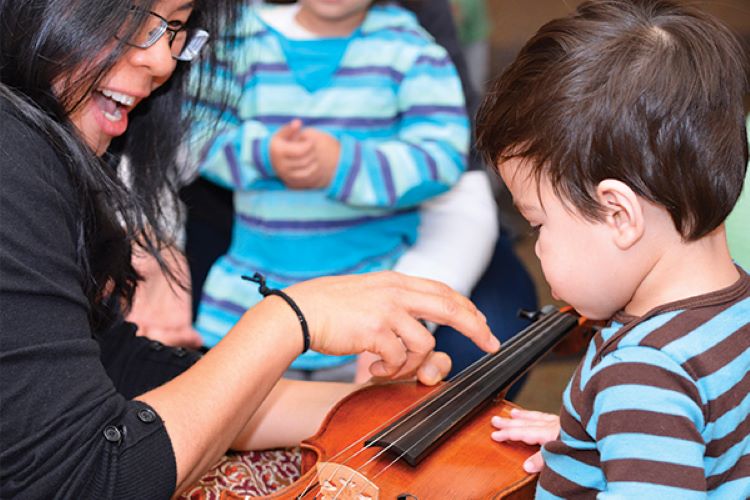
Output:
[
  {"xmin": 369, "ymin": 312, "xmax": 572, "ymax": 480},
  {"xmin": 437, "ymin": 308, "xmax": 563, "ymax": 390},
  {"xmin": 371, "ymin": 310, "xmax": 563, "ymax": 451},
  {"xmin": 314, "ymin": 310, "xmax": 571, "ymax": 494},
  {"xmin": 295, "ymin": 470, "xmax": 319, "ymax": 499},
  {"xmin": 337, "ymin": 312, "xmax": 568, "ymax": 482},
  {"xmin": 309, "ymin": 325, "xmax": 530, "ymax": 495},
  {"xmin": 377, "ymin": 314, "xmax": 572, "ymax": 476},
  {"xmin": 331, "ymin": 467, "xmax": 365, "ymax": 500}
]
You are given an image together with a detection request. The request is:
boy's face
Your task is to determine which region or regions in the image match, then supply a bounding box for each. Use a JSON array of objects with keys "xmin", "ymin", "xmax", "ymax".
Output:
[{"xmin": 498, "ymin": 158, "xmax": 634, "ymax": 320}]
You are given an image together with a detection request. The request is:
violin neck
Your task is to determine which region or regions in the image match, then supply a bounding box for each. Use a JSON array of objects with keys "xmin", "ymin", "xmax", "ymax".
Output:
[{"xmin": 366, "ymin": 307, "xmax": 580, "ymax": 466}]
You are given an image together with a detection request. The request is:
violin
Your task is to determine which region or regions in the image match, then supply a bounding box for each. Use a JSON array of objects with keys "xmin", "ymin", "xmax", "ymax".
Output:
[{"xmin": 252, "ymin": 307, "xmax": 589, "ymax": 500}]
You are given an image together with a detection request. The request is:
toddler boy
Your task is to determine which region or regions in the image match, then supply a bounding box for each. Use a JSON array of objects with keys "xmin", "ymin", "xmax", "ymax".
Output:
[{"xmin": 477, "ymin": 0, "xmax": 750, "ymax": 497}]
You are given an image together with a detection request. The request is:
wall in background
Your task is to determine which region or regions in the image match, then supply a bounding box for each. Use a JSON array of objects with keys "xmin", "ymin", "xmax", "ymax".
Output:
[{"xmin": 486, "ymin": 0, "xmax": 750, "ymax": 83}]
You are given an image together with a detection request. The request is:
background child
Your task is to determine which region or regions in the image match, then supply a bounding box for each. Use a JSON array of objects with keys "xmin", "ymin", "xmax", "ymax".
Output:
[
  {"xmin": 475, "ymin": 0, "xmax": 749, "ymax": 497},
  {"xmin": 188, "ymin": 0, "xmax": 484, "ymax": 379}
]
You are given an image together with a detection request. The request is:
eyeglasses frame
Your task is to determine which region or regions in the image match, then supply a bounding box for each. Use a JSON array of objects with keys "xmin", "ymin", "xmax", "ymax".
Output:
[{"xmin": 121, "ymin": 9, "xmax": 207, "ymax": 62}]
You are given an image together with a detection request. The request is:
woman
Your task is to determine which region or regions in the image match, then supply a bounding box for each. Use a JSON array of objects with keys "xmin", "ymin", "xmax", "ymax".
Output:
[{"xmin": 0, "ymin": 0, "xmax": 498, "ymax": 497}]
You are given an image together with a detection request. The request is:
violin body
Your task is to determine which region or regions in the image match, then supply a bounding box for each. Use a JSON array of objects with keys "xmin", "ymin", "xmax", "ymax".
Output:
[{"xmin": 264, "ymin": 381, "xmax": 538, "ymax": 499}]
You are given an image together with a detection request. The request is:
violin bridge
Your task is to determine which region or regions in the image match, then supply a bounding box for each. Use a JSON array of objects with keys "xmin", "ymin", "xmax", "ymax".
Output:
[{"xmin": 316, "ymin": 462, "xmax": 380, "ymax": 500}]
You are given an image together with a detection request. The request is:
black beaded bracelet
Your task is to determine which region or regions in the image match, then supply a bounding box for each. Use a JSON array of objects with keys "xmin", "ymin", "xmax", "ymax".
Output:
[{"xmin": 242, "ymin": 273, "xmax": 311, "ymax": 354}]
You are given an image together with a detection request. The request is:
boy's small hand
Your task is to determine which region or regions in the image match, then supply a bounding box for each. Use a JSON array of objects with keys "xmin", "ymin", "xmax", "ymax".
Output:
[
  {"xmin": 300, "ymin": 128, "xmax": 341, "ymax": 187},
  {"xmin": 270, "ymin": 119, "xmax": 319, "ymax": 189},
  {"xmin": 490, "ymin": 408, "xmax": 560, "ymax": 473},
  {"xmin": 270, "ymin": 121, "xmax": 341, "ymax": 189}
]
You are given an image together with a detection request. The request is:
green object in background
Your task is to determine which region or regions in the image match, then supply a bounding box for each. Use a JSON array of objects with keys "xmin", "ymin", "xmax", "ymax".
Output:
[
  {"xmin": 726, "ymin": 117, "xmax": 750, "ymax": 270},
  {"xmin": 450, "ymin": 0, "xmax": 490, "ymax": 44}
]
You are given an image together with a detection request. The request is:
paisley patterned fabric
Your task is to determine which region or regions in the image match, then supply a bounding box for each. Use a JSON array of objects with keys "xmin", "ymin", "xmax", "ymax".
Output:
[{"xmin": 180, "ymin": 448, "xmax": 302, "ymax": 499}]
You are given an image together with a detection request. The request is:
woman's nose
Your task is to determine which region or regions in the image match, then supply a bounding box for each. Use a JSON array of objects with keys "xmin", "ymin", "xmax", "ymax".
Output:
[{"xmin": 127, "ymin": 33, "xmax": 177, "ymax": 79}]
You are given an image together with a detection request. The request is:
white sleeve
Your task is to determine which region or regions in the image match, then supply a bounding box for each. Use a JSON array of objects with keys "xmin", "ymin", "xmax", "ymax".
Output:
[{"xmin": 393, "ymin": 170, "xmax": 499, "ymax": 296}]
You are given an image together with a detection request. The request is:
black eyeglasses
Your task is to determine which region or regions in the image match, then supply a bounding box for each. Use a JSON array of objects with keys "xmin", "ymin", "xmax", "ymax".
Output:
[{"xmin": 123, "ymin": 10, "xmax": 209, "ymax": 62}]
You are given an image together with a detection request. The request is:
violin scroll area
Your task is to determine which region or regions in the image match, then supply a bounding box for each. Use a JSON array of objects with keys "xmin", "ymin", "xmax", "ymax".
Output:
[{"xmin": 316, "ymin": 462, "xmax": 380, "ymax": 500}]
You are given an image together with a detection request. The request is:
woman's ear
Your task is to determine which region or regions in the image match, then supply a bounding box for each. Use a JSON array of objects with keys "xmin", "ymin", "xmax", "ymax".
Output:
[{"xmin": 596, "ymin": 179, "xmax": 645, "ymax": 250}]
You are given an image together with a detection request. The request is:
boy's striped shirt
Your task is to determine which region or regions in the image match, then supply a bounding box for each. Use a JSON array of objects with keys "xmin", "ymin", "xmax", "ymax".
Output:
[{"xmin": 538, "ymin": 269, "xmax": 750, "ymax": 498}]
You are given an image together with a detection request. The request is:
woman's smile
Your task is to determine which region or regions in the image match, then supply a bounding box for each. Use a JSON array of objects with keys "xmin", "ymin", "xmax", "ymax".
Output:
[{"xmin": 89, "ymin": 87, "xmax": 139, "ymax": 138}]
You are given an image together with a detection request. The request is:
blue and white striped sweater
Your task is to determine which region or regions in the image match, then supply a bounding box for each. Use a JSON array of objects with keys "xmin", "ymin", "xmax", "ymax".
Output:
[{"xmin": 188, "ymin": 5, "xmax": 469, "ymax": 368}]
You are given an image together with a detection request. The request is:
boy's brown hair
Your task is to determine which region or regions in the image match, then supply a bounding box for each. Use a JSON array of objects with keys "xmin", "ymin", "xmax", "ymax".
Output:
[{"xmin": 476, "ymin": 0, "xmax": 748, "ymax": 240}]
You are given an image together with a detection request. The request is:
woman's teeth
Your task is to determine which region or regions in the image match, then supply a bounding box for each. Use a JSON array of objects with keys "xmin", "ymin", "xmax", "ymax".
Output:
[
  {"xmin": 103, "ymin": 108, "xmax": 122, "ymax": 122},
  {"xmin": 100, "ymin": 89, "xmax": 135, "ymax": 107}
]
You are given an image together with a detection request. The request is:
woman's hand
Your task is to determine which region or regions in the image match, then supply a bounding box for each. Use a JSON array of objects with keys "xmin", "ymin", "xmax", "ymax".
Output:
[
  {"xmin": 285, "ymin": 271, "xmax": 499, "ymax": 380},
  {"xmin": 354, "ymin": 350, "xmax": 451, "ymax": 385},
  {"xmin": 490, "ymin": 408, "xmax": 560, "ymax": 473}
]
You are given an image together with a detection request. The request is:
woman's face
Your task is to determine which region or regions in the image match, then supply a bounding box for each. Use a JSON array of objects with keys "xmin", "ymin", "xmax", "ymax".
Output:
[{"xmin": 68, "ymin": 0, "xmax": 194, "ymax": 155}]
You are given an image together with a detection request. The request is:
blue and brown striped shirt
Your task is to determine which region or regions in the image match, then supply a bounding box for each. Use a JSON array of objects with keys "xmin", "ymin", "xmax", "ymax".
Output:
[{"xmin": 539, "ymin": 269, "xmax": 750, "ymax": 498}]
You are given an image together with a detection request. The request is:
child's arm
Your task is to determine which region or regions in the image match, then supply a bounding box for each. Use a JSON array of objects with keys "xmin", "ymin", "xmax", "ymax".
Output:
[
  {"xmin": 325, "ymin": 45, "xmax": 469, "ymax": 209},
  {"xmin": 537, "ymin": 347, "xmax": 707, "ymax": 497},
  {"xmin": 192, "ymin": 109, "xmax": 324, "ymax": 192},
  {"xmin": 188, "ymin": 105, "xmax": 281, "ymax": 191},
  {"xmin": 581, "ymin": 348, "xmax": 707, "ymax": 497},
  {"xmin": 490, "ymin": 408, "xmax": 561, "ymax": 473}
]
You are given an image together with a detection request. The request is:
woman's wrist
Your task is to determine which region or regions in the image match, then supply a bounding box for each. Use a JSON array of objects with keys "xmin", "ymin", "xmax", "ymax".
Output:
[
  {"xmin": 242, "ymin": 274, "xmax": 310, "ymax": 354},
  {"xmin": 231, "ymin": 294, "xmax": 309, "ymax": 362}
]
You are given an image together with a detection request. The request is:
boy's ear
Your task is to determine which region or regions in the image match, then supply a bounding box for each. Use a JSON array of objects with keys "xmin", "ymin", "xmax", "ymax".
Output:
[{"xmin": 595, "ymin": 179, "xmax": 645, "ymax": 250}]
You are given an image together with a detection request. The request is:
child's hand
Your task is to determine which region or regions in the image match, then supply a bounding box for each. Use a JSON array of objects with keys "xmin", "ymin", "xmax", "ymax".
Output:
[
  {"xmin": 490, "ymin": 408, "xmax": 560, "ymax": 473},
  {"xmin": 270, "ymin": 119, "xmax": 320, "ymax": 189},
  {"xmin": 300, "ymin": 127, "xmax": 341, "ymax": 187}
]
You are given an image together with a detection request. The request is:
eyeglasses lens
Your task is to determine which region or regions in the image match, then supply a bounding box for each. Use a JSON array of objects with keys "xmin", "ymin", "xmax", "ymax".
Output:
[
  {"xmin": 124, "ymin": 10, "xmax": 208, "ymax": 62},
  {"xmin": 131, "ymin": 15, "xmax": 165, "ymax": 48}
]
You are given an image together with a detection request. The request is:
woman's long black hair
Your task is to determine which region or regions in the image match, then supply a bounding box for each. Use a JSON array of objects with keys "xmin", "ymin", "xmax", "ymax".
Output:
[{"xmin": 0, "ymin": 0, "xmax": 238, "ymax": 330}]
